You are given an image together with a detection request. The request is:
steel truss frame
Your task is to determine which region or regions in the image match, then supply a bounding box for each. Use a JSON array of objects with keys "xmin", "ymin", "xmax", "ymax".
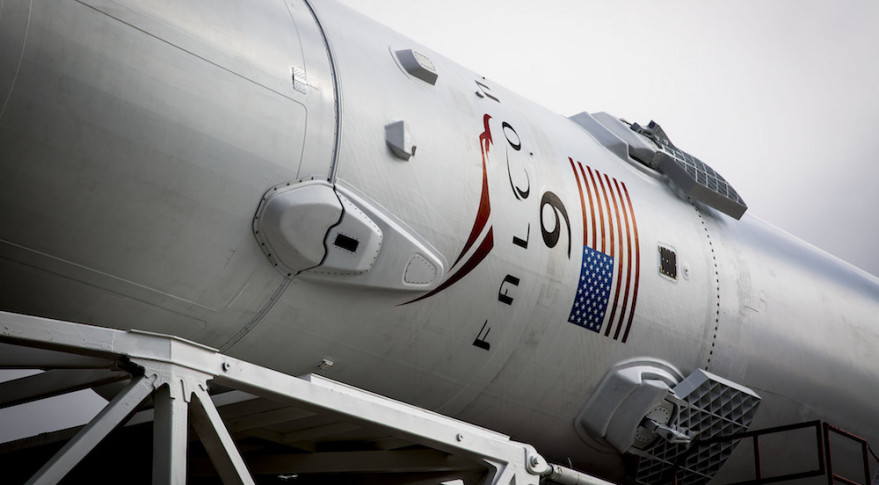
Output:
[{"xmin": 0, "ymin": 311, "xmax": 611, "ymax": 485}]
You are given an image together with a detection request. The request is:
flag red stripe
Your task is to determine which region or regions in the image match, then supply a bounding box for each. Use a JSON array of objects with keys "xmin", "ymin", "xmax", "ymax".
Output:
[
  {"xmin": 569, "ymin": 158, "xmax": 588, "ymax": 246},
  {"xmin": 596, "ymin": 170, "xmax": 614, "ymax": 259},
  {"xmin": 593, "ymin": 170, "xmax": 617, "ymax": 337},
  {"xmin": 603, "ymin": 173, "xmax": 626, "ymax": 340},
  {"xmin": 621, "ymin": 182, "xmax": 640, "ymax": 343},
  {"xmin": 586, "ymin": 166, "xmax": 606, "ymax": 254},
  {"xmin": 578, "ymin": 163, "xmax": 597, "ymax": 249},
  {"xmin": 612, "ymin": 178, "xmax": 634, "ymax": 340}
]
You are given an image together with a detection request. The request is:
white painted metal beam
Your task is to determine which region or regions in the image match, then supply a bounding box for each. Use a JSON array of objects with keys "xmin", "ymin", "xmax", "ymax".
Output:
[
  {"xmin": 0, "ymin": 369, "xmax": 127, "ymax": 408},
  {"xmin": 246, "ymin": 449, "xmax": 480, "ymax": 474},
  {"xmin": 152, "ymin": 384, "xmax": 189, "ymax": 485},
  {"xmin": 189, "ymin": 386, "xmax": 255, "ymax": 485},
  {"xmin": 25, "ymin": 375, "xmax": 154, "ymax": 485},
  {"xmin": 0, "ymin": 310, "xmax": 612, "ymax": 485},
  {"xmin": 0, "ymin": 343, "xmax": 113, "ymax": 369}
]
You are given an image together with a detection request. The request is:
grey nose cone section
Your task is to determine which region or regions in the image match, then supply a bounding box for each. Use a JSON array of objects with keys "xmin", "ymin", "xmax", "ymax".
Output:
[{"xmin": 253, "ymin": 180, "xmax": 343, "ymax": 276}]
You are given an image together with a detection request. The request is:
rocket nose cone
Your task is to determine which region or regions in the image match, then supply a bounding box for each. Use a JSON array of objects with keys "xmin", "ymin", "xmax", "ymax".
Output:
[{"xmin": 0, "ymin": 0, "xmax": 31, "ymax": 117}]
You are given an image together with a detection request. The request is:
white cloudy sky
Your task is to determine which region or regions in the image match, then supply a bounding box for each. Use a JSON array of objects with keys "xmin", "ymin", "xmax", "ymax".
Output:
[{"xmin": 338, "ymin": 0, "xmax": 879, "ymax": 277}]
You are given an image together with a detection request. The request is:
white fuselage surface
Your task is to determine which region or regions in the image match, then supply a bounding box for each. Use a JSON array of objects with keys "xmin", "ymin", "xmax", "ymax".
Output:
[{"xmin": 1, "ymin": 0, "xmax": 877, "ymax": 481}]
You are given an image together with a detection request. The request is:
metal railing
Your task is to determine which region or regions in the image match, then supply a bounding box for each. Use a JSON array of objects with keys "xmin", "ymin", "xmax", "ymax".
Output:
[{"xmin": 681, "ymin": 420, "xmax": 872, "ymax": 485}]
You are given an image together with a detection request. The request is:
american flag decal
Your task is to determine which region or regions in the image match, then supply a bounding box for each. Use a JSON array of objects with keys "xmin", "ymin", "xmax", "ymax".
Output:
[{"xmin": 567, "ymin": 158, "xmax": 641, "ymax": 342}]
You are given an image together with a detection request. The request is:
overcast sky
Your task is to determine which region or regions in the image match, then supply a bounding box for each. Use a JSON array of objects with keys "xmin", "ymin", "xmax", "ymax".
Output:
[{"xmin": 338, "ymin": 0, "xmax": 879, "ymax": 277}]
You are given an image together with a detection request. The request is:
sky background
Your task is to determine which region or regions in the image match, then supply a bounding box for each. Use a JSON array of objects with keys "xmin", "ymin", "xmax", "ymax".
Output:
[{"xmin": 339, "ymin": 0, "xmax": 879, "ymax": 277}]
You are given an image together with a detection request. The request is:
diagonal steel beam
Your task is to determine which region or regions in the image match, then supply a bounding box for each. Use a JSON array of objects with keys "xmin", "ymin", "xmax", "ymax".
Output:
[
  {"xmin": 0, "ymin": 368, "xmax": 128, "ymax": 408},
  {"xmin": 189, "ymin": 385, "xmax": 255, "ymax": 485},
  {"xmin": 0, "ymin": 343, "xmax": 114, "ymax": 369},
  {"xmin": 25, "ymin": 375, "xmax": 153, "ymax": 485}
]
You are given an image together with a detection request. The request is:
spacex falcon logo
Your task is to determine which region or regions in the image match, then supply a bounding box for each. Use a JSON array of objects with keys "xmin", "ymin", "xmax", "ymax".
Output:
[
  {"xmin": 403, "ymin": 114, "xmax": 496, "ymax": 305},
  {"xmin": 403, "ymin": 112, "xmax": 642, "ymax": 345}
]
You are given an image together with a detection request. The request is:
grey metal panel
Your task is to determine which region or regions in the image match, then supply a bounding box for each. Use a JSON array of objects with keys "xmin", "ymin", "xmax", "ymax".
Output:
[
  {"xmin": 0, "ymin": 0, "xmax": 330, "ymax": 345},
  {"xmin": 0, "ymin": 0, "xmax": 30, "ymax": 113},
  {"xmin": 292, "ymin": 0, "xmax": 342, "ymax": 181},
  {"xmin": 78, "ymin": 0, "xmax": 308, "ymax": 100}
]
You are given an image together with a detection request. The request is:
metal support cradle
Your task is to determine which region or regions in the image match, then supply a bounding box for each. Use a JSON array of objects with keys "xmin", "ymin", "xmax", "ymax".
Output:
[{"xmin": 0, "ymin": 311, "xmax": 612, "ymax": 485}]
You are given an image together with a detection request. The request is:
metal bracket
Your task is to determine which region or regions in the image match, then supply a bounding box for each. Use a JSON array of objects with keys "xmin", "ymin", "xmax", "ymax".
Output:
[{"xmin": 642, "ymin": 418, "xmax": 692, "ymax": 445}]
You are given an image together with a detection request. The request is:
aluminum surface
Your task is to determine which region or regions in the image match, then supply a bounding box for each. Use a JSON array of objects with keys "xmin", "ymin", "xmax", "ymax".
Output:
[{"xmin": 1, "ymin": 0, "xmax": 878, "ymax": 482}]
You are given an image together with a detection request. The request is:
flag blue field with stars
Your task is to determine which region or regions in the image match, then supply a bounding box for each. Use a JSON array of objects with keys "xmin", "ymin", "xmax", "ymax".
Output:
[{"xmin": 569, "ymin": 247, "xmax": 614, "ymax": 331}]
